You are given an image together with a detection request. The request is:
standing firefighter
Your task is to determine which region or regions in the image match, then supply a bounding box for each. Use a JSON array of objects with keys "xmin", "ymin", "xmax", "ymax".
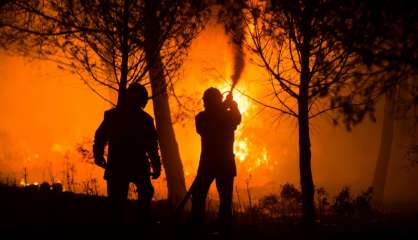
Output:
[
  {"xmin": 190, "ymin": 87, "xmax": 241, "ymax": 224},
  {"xmin": 93, "ymin": 83, "xmax": 161, "ymax": 223}
]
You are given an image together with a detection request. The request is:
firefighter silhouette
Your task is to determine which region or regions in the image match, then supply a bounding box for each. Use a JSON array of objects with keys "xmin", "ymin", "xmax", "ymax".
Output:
[
  {"xmin": 190, "ymin": 87, "xmax": 241, "ymax": 224},
  {"xmin": 93, "ymin": 83, "xmax": 161, "ymax": 222}
]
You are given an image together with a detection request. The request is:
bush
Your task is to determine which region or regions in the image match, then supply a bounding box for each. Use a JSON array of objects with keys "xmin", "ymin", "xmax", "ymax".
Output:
[
  {"xmin": 258, "ymin": 194, "xmax": 280, "ymax": 218},
  {"xmin": 332, "ymin": 186, "xmax": 375, "ymax": 218},
  {"xmin": 280, "ymin": 183, "xmax": 301, "ymax": 201},
  {"xmin": 354, "ymin": 187, "xmax": 374, "ymax": 216},
  {"xmin": 332, "ymin": 186, "xmax": 354, "ymax": 217},
  {"xmin": 51, "ymin": 182, "xmax": 63, "ymax": 193},
  {"xmin": 280, "ymin": 183, "xmax": 302, "ymax": 217},
  {"xmin": 40, "ymin": 182, "xmax": 51, "ymax": 192},
  {"xmin": 316, "ymin": 187, "xmax": 329, "ymax": 218}
]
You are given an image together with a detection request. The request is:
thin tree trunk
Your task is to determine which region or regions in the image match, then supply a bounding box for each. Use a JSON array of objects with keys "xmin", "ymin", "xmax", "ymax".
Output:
[
  {"xmin": 298, "ymin": 92, "xmax": 315, "ymax": 225},
  {"xmin": 298, "ymin": 39, "xmax": 315, "ymax": 224},
  {"xmin": 372, "ymin": 89, "xmax": 395, "ymax": 206},
  {"xmin": 143, "ymin": 0, "xmax": 186, "ymax": 207},
  {"xmin": 116, "ymin": 0, "xmax": 130, "ymax": 107}
]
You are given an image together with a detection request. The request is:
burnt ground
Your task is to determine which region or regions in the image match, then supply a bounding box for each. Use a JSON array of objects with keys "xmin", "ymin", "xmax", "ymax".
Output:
[{"xmin": 0, "ymin": 184, "xmax": 417, "ymax": 240}]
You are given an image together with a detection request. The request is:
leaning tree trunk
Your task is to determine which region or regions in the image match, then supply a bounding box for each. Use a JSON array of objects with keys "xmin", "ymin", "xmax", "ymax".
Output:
[
  {"xmin": 143, "ymin": 0, "xmax": 186, "ymax": 207},
  {"xmin": 146, "ymin": 53, "xmax": 187, "ymax": 207},
  {"xmin": 298, "ymin": 41, "xmax": 315, "ymax": 225},
  {"xmin": 372, "ymin": 89, "xmax": 395, "ymax": 207}
]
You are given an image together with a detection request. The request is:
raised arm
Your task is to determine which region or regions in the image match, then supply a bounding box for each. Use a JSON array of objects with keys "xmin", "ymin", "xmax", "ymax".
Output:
[{"xmin": 228, "ymin": 100, "xmax": 242, "ymax": 128}]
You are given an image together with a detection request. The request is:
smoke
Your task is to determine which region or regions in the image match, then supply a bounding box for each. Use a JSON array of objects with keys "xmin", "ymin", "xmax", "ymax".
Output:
[
  {"xmin": 219, "ymin": 0, "xmax": 246, "ymax": 91},
  {"xmin": 230, "ymin": 36, "xmax": 245, "ymax": 90}
]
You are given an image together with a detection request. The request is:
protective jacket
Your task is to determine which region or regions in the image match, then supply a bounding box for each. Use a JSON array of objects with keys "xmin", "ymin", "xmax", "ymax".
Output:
[
  {"xmin": 93, "ymin": 107, "xmax": 160, "ymax": 180},
  {"xmin": 195, "ymin": 101, "xmax": 241, "ymax": 177}
]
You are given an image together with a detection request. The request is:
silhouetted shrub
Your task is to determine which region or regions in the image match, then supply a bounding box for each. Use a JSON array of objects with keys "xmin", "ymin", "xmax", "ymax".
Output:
[
  {"xmin": 51, "ymin": 183, "xmax": 63, "ymax": 193},
  {"xmin": 332, "ymin": 186, "xmax": 375, "ymax": 218},
  {"xmin": 354, "ymin": 187, "xmax": 374, "ymax": 216},
  {"xmin": 258, "ymin": 194, "xmax": 280, "ymax": 218},
  {"xmin": 332, "ymin": 186, "xmax": 354, "ymax": 217},
  {"xmin": 40, "ymin": 182, "xmax": 51, "ymax": 192},
  {"xmin": 280, "ymin": 183, "xmax": 302, "ymax": 217},
  {"xmin": 250, "ymin": 184, "xmax": 375, "ymax": 223},
  {"xmin": 280, "ymin": 183, "xmax": 301, "ymax": 201},
  {"xmin": 23, "ymin": 183, "xmax": 39, "ymax": 193},
  {"xmin": 316, "ymin": 187, "xmax": 329, "ymax": 218}
]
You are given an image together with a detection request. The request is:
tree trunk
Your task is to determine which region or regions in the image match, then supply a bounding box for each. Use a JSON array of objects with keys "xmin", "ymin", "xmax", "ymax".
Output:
[
  {"xmin": 298, "ymin": 92, "xmax": 315, "ymax": 225},
  {"xmin": 298, "ymin": 37, "xmax": 315, "ymax": 224},
  {"xmin": 116, "ymin": 0, "xmax": 130, "ymax": 107},
  {"xmin": 372, "ymin": 89, "xmax": 395, "ymax": 206},
  {"xmin": 143, "ymin": 0, "xmax": 186, "ymax": 207}
]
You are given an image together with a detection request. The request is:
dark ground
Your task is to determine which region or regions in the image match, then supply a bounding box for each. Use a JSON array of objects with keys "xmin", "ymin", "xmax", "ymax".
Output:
[{"xmin": 0, "ymin": 184, "xmax": 417, "ymax": 239}]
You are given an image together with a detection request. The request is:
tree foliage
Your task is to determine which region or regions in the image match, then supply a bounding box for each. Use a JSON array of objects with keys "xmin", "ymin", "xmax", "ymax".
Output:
[{"xmin": 0, "ymin": 0, "xmax": 210, "ymax": 104}]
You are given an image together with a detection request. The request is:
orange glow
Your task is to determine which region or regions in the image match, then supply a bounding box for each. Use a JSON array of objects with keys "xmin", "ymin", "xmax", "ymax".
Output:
[
  {"xmin": 1, "ymin": 20, "xmax": 416, "ymax": 205},
  {"xmin": 19, "ymin": 179, "xmax": 26, "ymax": 186}
]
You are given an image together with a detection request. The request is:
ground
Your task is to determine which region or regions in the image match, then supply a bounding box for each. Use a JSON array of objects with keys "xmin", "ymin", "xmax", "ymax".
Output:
[{"xmin": 0, "ymin": 184, "xmax": 417, "ymax": 239}]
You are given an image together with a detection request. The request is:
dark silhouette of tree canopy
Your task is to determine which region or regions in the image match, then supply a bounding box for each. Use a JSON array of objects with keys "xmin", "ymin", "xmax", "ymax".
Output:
[
  {"xmin": 244, "ymin": 0, "xmax": 386, "ymax": 224},
  {"xmin": 332, "ymin": 0, "xmax": 418, "ymax": 127},
  {"xmin": 0, "ymin": 0, "xmax": 210, "ymax": 206},
  {"xmin": 331, "ymin": 0, "xmax": 418, "ymax": 205},
  {"xmin": 242, "ymin": 0, "xmax": 418, "ymax": 222},
  {"xmin": 334, "ymin": 1, "xmax": 417, "ymax": 74}
]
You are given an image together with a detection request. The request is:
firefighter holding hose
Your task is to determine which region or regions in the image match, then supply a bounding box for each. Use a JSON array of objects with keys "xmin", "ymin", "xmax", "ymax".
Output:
[{"xmin": 189, "ymin": 87, "xmax": 241, "ymax": 224}]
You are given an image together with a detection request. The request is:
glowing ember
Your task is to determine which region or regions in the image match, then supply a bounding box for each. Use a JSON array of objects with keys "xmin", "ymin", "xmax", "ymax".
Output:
[{"xmin": 19, "ymin": 179, "xmax": 26, "ymax": 186}]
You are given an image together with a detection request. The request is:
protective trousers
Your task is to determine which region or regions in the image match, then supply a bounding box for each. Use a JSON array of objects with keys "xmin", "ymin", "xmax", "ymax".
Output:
[
  {"xmin": 190, "ymin": 174, "xmax": 234, "ymax": 224},
  {"xmin": 107, "ymin": 176, "xmax": 154, "ymax": 223}
]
